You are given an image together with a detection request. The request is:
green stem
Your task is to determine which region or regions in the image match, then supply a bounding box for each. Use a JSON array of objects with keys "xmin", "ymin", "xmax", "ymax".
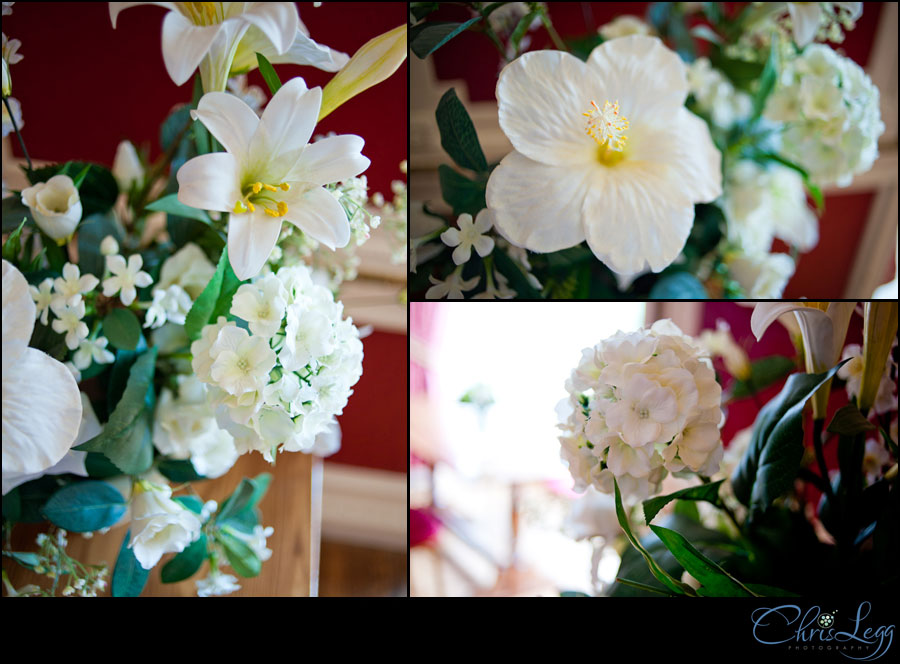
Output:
[
  {"xmin": 813, "ymin": 418, "xmax": 835, "ymax": 502},
  {"xmin": 3, "ymin": 95, "xmax": 32, "ymax": 171},
  {"xmin": 539, "ymin": 9, "xmax": 569, "ymax": 52}
]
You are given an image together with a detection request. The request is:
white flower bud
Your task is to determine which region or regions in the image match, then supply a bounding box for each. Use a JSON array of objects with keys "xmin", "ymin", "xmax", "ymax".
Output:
[
  {"xmin": 21, "ymin": 175, "xmax": 83, "ymax": 241},
  {"xmin": 100, "ymin": 235, "xmax": 119, "ymax": 256},
  {"xmin": 112, "ymin": 140, "xmax": 144, "ymax": 191}
]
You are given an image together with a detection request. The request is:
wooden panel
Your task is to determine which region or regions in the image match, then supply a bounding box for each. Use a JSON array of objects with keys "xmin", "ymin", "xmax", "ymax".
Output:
[{"xmin": 3, "ymin": 451, "xmax": 319, "ymax": 597}]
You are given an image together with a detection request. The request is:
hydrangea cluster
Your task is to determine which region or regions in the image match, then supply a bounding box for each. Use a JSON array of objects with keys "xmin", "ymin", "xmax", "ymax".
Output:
[
  {"xmin": 192, "ymin": 264, "xmax": 363, "ymax": 462},
  {"xmin": 687, "ymin": 57, "xmax": 753, "ymax": 129},
  {"xmin": 764, "ymin": 43, "xmax": 884, "ymax": 187},
  {"xmin": 557, "ymin": 320, "xmax": 724, "ymax": 501},
  {"xmin": 144, "ymin": 243, "xmax": 215, "ymax": 329}
]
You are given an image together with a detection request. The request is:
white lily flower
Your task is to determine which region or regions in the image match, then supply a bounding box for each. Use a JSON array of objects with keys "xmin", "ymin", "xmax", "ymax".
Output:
[
  {"xmin": 441, "ymin": 210, "xmax": 495, "ymax": 265},
  {"xmin": 2, "ymin": 260, "xmax": 83, "ymax": 491},
  {"xmin": 486, "ymin": 35, "xmax": 721, "ymax": 276},
  {"xmin": 102, "ymin": 254, "xmax": 153, "ymax": 307},
  {"xmin": 21, "ymin": 175, "xmax": 83, "ymax": 241},
  {"xmin": 751, "ymin": 301, "xmax": 856, "ymax": 419},
  {"xmin": 176, "ymin": 77, "xmax": 370, "ymax": 280},
  {"xmin": 53, "ymin": 262, "xmax": 99, "ymax": 308}
]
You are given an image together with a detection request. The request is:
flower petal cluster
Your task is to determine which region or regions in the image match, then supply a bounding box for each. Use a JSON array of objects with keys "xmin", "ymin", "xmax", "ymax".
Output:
[
  {"xmin": 764, "ymin": 43, "xmax": 884, "ymax": 187},
  {"xmin": 128, "ymin": 479, "xmax": 203, "ymax": 570},
  {"xmin": 102, "ymin": 254, "xmax": 153, "ymax": 306},
  {"xmin": 191, "ymin": 264, "xmax": 363, "ymax": 461},
  {"xmin": 557, "ymin": 320, "xmax": 724, "ymax": 501},
  {"xmin": 486, "ymin": 35, "xmax": 722, "ymax": 276},
  {"xmin": 441, "ymin": 210, "xmax": 494, "ymax": 266}
]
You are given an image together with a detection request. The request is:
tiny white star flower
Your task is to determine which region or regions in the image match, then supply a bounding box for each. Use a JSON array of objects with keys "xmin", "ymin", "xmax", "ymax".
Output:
[
  {"xmin": 50, "ymin": 298, "xmax": 89, "ymax": 350},
  {"xmin": 144, "ymin": 284, "xmax": 192, "ymax": 329},
  {"xmin": 53, "ymin": 262, "xmax": 99, "ymax": 308},
  {"xmin": 441, "ymin": 210, "xmax": 495, "ymax": 265},
  {"xmin": 425, "ymin": 266, "xmax": 481, "ymax": 300},
  {"xmin": 29, "ymin": 277, "xmax": 54, "ymax": 325},
  {"xmin": 196, "ymin": 570, "xmax": 241, "ymax": 597},
  {"xmin": 72, "ymin": 336, "xmax": 115, "ymax": 371},
  {"xmin": 102, "ymin": 254, "xmax": 153, "ymax": 307}
]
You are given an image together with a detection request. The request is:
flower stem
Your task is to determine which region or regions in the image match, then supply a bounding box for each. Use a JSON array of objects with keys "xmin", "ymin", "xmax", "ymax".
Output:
[
  {"xmin": 812, "ymin": 417, "xmax": 835, "ymax": 501},
  {"xmin": 539, "ymin": 8, "xmax": 569, "ymax": 53},
  {"xmin": 3, "ymin": 95, "xmax": 32, "ymax": 172}
]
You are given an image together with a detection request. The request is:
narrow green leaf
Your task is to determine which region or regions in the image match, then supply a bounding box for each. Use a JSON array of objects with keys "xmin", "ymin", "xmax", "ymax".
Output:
[
  {"xmin": 145, "ymin": 193, "xmax": 211, "ymax": 224},
  {"xmin": 642, "ymin": 480, "xmax": 724, "ymax": 525},
  {"xmin": 827, "ymin": 404, "xmax": 876, "ymax": 436},
  {"xmin": 2, "ymin": 218, "xmax": 26, "ymax": 262},
  {"xmin": 255, "ymin": 52, "xmax": 282, "ymax": 95},
  {"xmin": 751, "ymin": 39, "xmax": 778, "ymax": 121},
  {"xmin": 42, "ymin": 481, "xmax": 127, "ymax": 532},
  {"xmin": 510, "ymin": 10, "xmax": 539, "ymax": 52},
  {"xmin": 220, "ymin": 530, "xmax": 262, "ymax": 578},
  {"xmin": 160, "ymin": 534, "xmax": 207, "ymax": 583},
  {"xmin": 614, "ymin": 577, "xmax": 678, "ymax": 596},
  {"xmin": 184, "ymin": 248, "xmax": 227, "ymax": 341},
  {"xmin": 174, "ymin": 495, "xmax": 205, "ymax": 515},
  {"xmin": 409, "ymin": 18, "xmax": 482, "ymax": 59},
  {"xmin": 435, "ymin": 89, "xmax": 488, "ymax": 172},
  {"xmin": 102, "ymin": 308, "xmax": 142, "ymax": 351},
  {"xmin": 650, "ymin": 525, "xmax": 756, "ymax": 597},
  {"xmin": 216, "ymin": 479, "xmax": 256, "ymax": 524},
  {"xmin": 112, "ymin": 530, "xmax": 150, "ymax": 597},
  {"xmin": 72, "ymin": 163, "xmax": 92, "ymax": 189},
  {"xmin": 492, "ymin": 249, "xmax": 541, "ymax": 299}
]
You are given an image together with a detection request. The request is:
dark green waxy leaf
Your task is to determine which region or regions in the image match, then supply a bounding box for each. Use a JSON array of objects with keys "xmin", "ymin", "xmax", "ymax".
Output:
[
  {"xmin": 648, "ymin": 271, "xmax": 708, "ymax": 299},
  {"xmin": 410, "ymin": 2, "xmax": 439, "ymax": 22},
  {"xmin": 84, "ymin": 452, "xmax": 122, "ymax": 479},
  {"xmin": 112, "ymin": 529, "xmax": 149, "ymax": 597},
  {"xmin": 730, "ymin": 356, "xmax": 796, "ymax": 399},
  {"xmin": 174, "ymin": 495, "xmax": 205, "ymax": 515},
  {"xmin": 102, "ymin": 308, "xmax": 142, "ymax": 351},
  {"xmin": 731, "ymin": 361, "xmax": 848, "ymax": 513},
  {"xmin": 435, "ymin": 89, "xmax": 488, "ymax": 173},
  {"xmin": 409, "ymin": 17, "xmax": 482, "ymax": 58},
  {"xmin": 492, "ymin": 249, "xmax": 541, "ymax": 299},
  {"xmin": 184, "ymin": 247, "xmax": 244, "ymax": 341},
  {"xmin": 77, "ymin": 212, "xmax": 125, "ymax": 278},
  {"xmin": 1, "ymin": 476, "xmax": 63, "ymax": 523},
  {"xmin": 684, "ymin": 203, "xmax": 725, "ymax": 259},
  {"xmin": 160, "ymin": 534, "xmax": 207, "ymax": 583},
  {"xmin": 1, "ymin": 194, "xmax": 32, "ymax": 233},
  {"xmin": 827, "ymin": 404, "xmax": 876, "ymax": 436},
  {"xmin": 2, "ymin": 551, "xmax": 41, "ymax": 570},
  {"xmin": 559, "ymin": 590, "xmax": 591, "ymax": 597},
  {"xmin": 220, "ymin": 530, "xmax": 262, "ymax": 578},
  {"xmin": 145, "ymin": 193, "xmax": 211, "ymax": 224},
  {"xmin": 106, "ymin": 335, "xmax": 148, "ymax": 415},
  {"xmin": 437, "ymin": 165, "xmax": 486, "ymax": 217},
  {"xmin": 158, "ymin": 458, "xmax": 206, "ymax": 483},
  {"xmin": 642, "ymin": 480, "xmax": 724, "ymax": 525},
  {"xmin": 255, "ymin": 52, "xmax": 282, "ymax": 95},
  {"xmin": 28, "ymin": 320, "xmax": 67, "ymax": 362},
  {"xmin": 217, "ymin": 473, "xmax": 271, "ymax": 528},
  {"xmin": 42, "ymin": 481, "xmax": 127, "ymax": 532},
  {"xmin": 649, "ymin": 524, "xmax": 755, "ymax": 597}
]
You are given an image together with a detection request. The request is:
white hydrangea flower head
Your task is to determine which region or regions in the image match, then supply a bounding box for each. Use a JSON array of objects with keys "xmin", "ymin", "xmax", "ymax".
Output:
[
  {"xmin": 487, "ymin": 35, "xmax": 722, "ymax": 276},
  {"xmin": 230, "ymin": 274, "xmax": 288, "ymax": 339},
  {"xmin": 686, "ymin": 57, "xmax": 752, "ymax": 129},
  {"xmin": 557, "ymin": 319, "xmax": 724, "ymax": 502}
]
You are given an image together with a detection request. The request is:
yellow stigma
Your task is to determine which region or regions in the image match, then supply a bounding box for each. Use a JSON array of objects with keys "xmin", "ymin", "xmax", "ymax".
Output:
[
  {"xmin": 583, "ymin": 99, "xmax": 629, "ymax": 153},
  {"xmin": 233, "ymin": 181, "xmax": 291, "ymax": 218}
]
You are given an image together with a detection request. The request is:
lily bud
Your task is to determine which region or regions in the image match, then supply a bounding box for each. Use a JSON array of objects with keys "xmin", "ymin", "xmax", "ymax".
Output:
[{"xmin": 112, "ymin": 140, "xmax": 144, "ymax": 191}]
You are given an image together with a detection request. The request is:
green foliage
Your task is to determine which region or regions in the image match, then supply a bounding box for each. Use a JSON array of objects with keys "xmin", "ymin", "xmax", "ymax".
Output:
[
  {"xmin": 219, "ymin": 529, "xmax": 261, "ymax": 578},
  {"xmin": 437, "ymin": 165, "xmax": 487, "ymax": 217},
  {"xmin": 751, "ymin": 39, "xmax": 778, "ymax": 122},
  {"xmin": 102, "ymin": 308, "xmax": 142, "ymax": 351},
  {"xmin": 409, "ymin": 2, "xmax": 439, "ymax": 22},
  {"xmin": 2, "ymin": 218, "xmax": 26, "ymax": 263},
  {"xmin": 112, "ymin": 529, "xmax": 149, "ymax": 597},
  {"xmin": 41, "ymin": 481, "xmax": 127, "ymax": 533},
  {"xmin": 174, "ymin": 495, "xmax": 205, "ymax": 515},
  {"xmin": 217, "ymin": 473, "xmax": 272, "ymax": 534},
  {"xmin": 492, "ymin": 249, "xmax": 541, "ymax": 299},
  {"xmin": 642, "ymin": 480, "xmax": 724, "ymax": 525},
  {"xmin": 684, "ymin": 203, "xmax": 725, "ymax": 260},
  {"xmin": 1, "ymin": 194, "xmax": 32, "ymax": 233},
  {"xmin": 2, "ymin": 476, "xmax": 65, "ymax": 523},
  {"xmin": 28, "ymin": 320, "xmax": 67, "ymax": 362},
  {"xmin": 827, "ymin": 404, "xmax": 876, "ymax": 437},
  {"xmin": 184, "ymin": 247, "xmax": 245, "ymax": 341},
  {"xmin": 729, "ymin": 356, "xmax": 796, "ymax": 399},
  {"xmin": 255, "ymin": 52, "xmax": 282, "ymax": 95},
  {"xmin": 160, "ymin": 534, "xmax": 207, "ymax": 583},
  {"xmin": 409, "ymin": 17, "xmax": 482, "ymax": 58},
  {"xmin": 158, "ymin": 458, "xmax": 206, "ymax": 483},
  {"xmin": 435, "ymin": 89, "xmax": 489, "ymax": 173},
  {"xmin": 145, "ymin": 193, "xmax": 212, "ymax": 224},
  {"xmin": 77, "ymin": 212, "xmax": 126, "ymax": 278}
]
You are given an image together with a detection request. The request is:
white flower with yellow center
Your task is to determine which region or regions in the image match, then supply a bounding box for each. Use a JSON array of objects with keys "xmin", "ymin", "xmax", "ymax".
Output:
[
  {"xmin": 21, "ymin": 175, "xmax": 83, "ymax": 242},
  {"xmin": 440, "ymin": 210, "xmax": 495, "ymax": 265},
  {"xmin": 29, "ymin": 277, "xmax": 54, "ymax": 325},
  {"xmin": 50, "ymin": 299, "xmax": 89, "ymax": 350},
  {"xmin": 176, "ymin": 77, "xmax": 369, "ymax": 280},
  {"xmin": 486, "ymin": 36, "xmax": 722, "ymax": 276},
  {"xmin": 53, "ymin": 262, "xmax": 99, "ymax": 308},
  {"xmin": 102, "ymin": 254, "xmax": 153, "ymax": 307}
]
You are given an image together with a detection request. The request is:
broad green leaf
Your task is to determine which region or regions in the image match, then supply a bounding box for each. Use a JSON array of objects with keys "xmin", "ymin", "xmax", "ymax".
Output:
[
  {"xmin": 435, "ymin": 89, "xmax": 488, "ymax": 173},
  {"xmin": 28, "ymin": 320, "xmax": 68, "ymax": 362},
  {"xmin": 1, "ymin": 476, "xmax": 61, "ymax": 523},
  {"xmin": 2, "ymin": 551, "xmax": 40, "ymax": 570},
  {"xmin": 77, "ymin": 212, "xmax": 125, "ymax": 278},
  {"xmin": 642, "ymin": 480, "xmax": 724, "ymax": 525},
  {"xmin": 437, "ymin": 165, "xmax": 486, "ymax": 217},
  {"xmin": 102, "ymin": 308, "xmax": 142, "ymax": 351},
  {"xmin": 112, "ymin": 529, "xmax": 149, "ymax": 597},
  {"xmin": 84, "ymin": 452, "xmax": 122, "ymax": 479},
  {"xmin": 216, "ymin": 479, "xmax": 256, "ymax": 524},
  {"xmin": 42, "ymin": 481, "xmax": 127, "ymax": 532},
  {"xmin": 409, "ymin": 18, "xmax": 481, "ymax": 59},
  {"xmin": 72, "ymin": 163, "xmax": 93, "ymax": 189},
  {"xmin": 174, "ymin": 495, "xmax": 205, "ymax": 515},
  {"xmin": 160, "ymin": 534, "xmax": 207, "ymax": 583},
  {"xmin": 648, "ymin": 271, "xmax": 708, "ymax": 299},
  {"xmin": 255, "ymin": 52, "xmax": 282, "ymax": 94},
  {"xmin": 158, "ymin": 458, "xmax": 206, "ymax": 483},
  {"xmin": 730, "ymin": 356, "xmax": 796, "ymax": 399},
  {"xmin": 219, "ymin": 530, "xmax": 262, "ymax": 578},
  {"xmin": 731, "ymin": 361, "xmax": 847, "ymax": 513},
  {"xmin": 184, "ymin": 248, "xmax": 227, "ymax": 341},
  {"xmin": 827, "ymin": 404, "xmax": 876, "ymax": 436},
  {"xmin": 1, "ymin": 194, "xmax": 32, "ymax": 233},
  {"xmin": 684, "ymin": 203, "xmax": 725, "ymax": 259},
  {"xmin": 145, "ymin": 193, "xmax": 211, "ymax": 224},
  {"xmin": 650, "ymin": 524, "xmax": 755, "ymax": 597}
]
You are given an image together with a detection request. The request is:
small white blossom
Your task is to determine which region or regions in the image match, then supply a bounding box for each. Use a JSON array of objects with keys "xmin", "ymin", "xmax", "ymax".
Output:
[
  {"xmin": 425, "ymin": 267, "xmax": 480, "ymax": 300},
  {"xmin": 102, "ymin": 254, "xmax": 153, "ymax": 307},
  {"xmin": 53, "ymin": 262, "xmax": 99, "ymax": 308},
  {"xmin": 440, "ymin": 210, "xmax": 495, "ymax": 265},
  {"xmin": 209, "ymin": 327, "xmax": 277, "ymax": 397},
  {"xmin": 144, "ymin": 284, "xmax": 192, "ymax": 329},
  {"xmin": 196, "ymin": 570, "xmax": 241, "ymax": 597},
  {"xmin": 50, "ymin": 298, "xmax": 89, "ymax": 350},
  {"xmin": 71, "ymin": 336, "xmax": 115, "ymax": 371},
  {"xmin": 29, "ymin": 277, "xmax": 54, "ymax": 325},
  {"xmin": 100, "ymin": 235, "xmax": 119, "ymax": 256}
]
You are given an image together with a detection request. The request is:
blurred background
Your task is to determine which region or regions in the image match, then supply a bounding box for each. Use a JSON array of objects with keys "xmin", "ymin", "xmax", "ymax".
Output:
[
  {"xmin": 1, "ymin": 2, "xmax": 408, "ymax": 596},
  {"xmin": 410, "ymin": 2, "xmax": 898, "ymax": 298},
  {"xmin": 410, "ymin": 301, "xmax": 868, "ymax": 596}
]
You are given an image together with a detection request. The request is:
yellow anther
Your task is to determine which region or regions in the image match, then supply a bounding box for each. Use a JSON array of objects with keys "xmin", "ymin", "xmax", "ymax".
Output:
[
  {"xmin": 247, "ymin": 201, "xmax": 256, "ymax": 213},
  {"xmin": 279, "ymin": 183, "xmax": 291, "ymax": 191},
  {"xmin": 277, "ymin": 201, "xmax": 289, "ymax": 216},
  {"xmin": 583, "ymin": 99, "xmax": 629, "ymax": 153},
  {"xmin": 262, "ymin": 183, "xmax": 279, "ymax": 192},
  {"xmin": 251, "ymin": 182, "xmax": 263, "ymax": 194},
  {"xmin": 264, "ymin": 207, "xmax": 281, "ymax": 218}
]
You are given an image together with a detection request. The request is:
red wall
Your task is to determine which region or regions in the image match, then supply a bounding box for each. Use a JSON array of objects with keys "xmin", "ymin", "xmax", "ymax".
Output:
[{"xmin": 425, "ymin": 2, "xmax": 886, "ymax": 298}]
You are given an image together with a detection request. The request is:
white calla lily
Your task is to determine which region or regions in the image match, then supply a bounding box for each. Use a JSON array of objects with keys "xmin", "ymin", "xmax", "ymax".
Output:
[
  {"xmin": 2, "ymin": 260, "xmax": 83, "ymax": 489},
  {"xmin": 751, "ymin": 301, "xmax": 856, "ymax": 419},
  {"xmin": 176, "ymin": 77, "xmax": 370, "ymax": 280}
]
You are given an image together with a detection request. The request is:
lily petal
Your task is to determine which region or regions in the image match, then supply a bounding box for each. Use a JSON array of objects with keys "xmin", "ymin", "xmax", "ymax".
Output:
[
  {"xmin": 788, "ymin": 2, "xmax": 823, "ymax": 48},
  {"xmin": 192, "ymin": 91, "xmax": 260, "ymax": 161},
  {"xmin": 108, "ymin": 2, "xmax": 176, "ymax": 29},
  {"xmin": 251, "ymin": 78, "xmax": 321, "ymax": 181},
  {"xmin": 282, "ymin": 186, "xmax": 351, "ymax": 250},
  {"xmin": 227, "ymin": 212, "xmax": 284, "ymax": 281},
  {"xmin": 161, "ymin": 11, "xmax": 224, "ymax": 86},
  {"xmin": 176, "ymin": 152, "xmax": 242, "ymax": 212},
  {"xmin": 288, "ymin": 134, "xmax": 369, "ymax": 186},
  {"xmin": 241, "ymin": 1, "xmax": 299, "ymax": 55},
  {"xmin": 2, "ymin": 259, "xmax": 35, "ymax": 356}
]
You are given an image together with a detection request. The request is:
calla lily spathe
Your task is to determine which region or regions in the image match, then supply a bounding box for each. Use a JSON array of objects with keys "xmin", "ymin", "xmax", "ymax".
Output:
[
  {"xmin": 2, "ymin": 260, "xmax": 83, "ymax": 493},
  {"xmin": 176, "ymin": 77, "xmax": 370, "ymax": 280}
]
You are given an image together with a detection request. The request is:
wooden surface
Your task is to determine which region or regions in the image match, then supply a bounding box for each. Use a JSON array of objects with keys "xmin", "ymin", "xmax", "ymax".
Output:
[
  {"xmin": 318, "ymin": 540, "xmax": 408, "ymax": 597},
  {"xmin": 3, "ymin": 451, "xmax": 319, "ymax": 597}
]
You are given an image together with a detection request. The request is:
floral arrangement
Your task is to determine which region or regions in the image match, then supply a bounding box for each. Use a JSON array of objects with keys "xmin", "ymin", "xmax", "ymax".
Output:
[
  {"xmin": 408, "ymin": 2, "xmax": 885, "ymax": 299},
  {"xmin": 557, "ymin": 302, "xmax": 898, "ymax": 596},
  {"xmin": 1, "ymin": 2, "xmax": 406, "ymax": 597}
]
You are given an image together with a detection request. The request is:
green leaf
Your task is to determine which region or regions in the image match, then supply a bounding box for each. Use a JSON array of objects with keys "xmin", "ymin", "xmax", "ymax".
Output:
[
  {"xmin": 77, "ymin": 212, "xmax": 125, "ymax": 278},
  {"xmin": 684, "ymin": 203, "xmax": 725, "ymax": 259},
  {"xmin": 409, "ymin": 18, "xmax": 482, "ymax": 59},
  {"xmin": 102, "ymin": 308, "xmax": 142, "ymax": 351},
  {"xmin": 184, "ymin": 247, "xmax": 245, "ymax": 341},
  {"xmin": 42, "ymin": 481, "xmax": 127, "ymax": 532},
  {"xmin": 1, "ymin": 194, "xmax": 32, "ymax": 233},
  {"xmin": 255, "ymin": 52, "xmax": 282, "ymax": 95},
  {"xmin": 613, "ymin": 478, "xmax": 692, "ymax": 596},
  {"xmin": 84, "ymin": 452, "xmax": 122, "ymax": 479},
  {"xmin": 437, "ymin": 165, "xmax": 486, "ymax": 217},
  {"xmin": 174, "ymin": 495, "xmax": 205, "ymax": 515},
  {"xmin": 2, "ymin": 218, "xmax": 27, "ymax": 263},
  {"xmin": 145, "ymin": 193, "xmax": 211, "ymax": 224},
  {"xmin": 559, "ymin": 590, "xmax": 591, "ymax": 597},
  {"xmin": 28, "ymin": 320, "xmax": 68, "ymax": 362},
  {"xmin": 410, "ymin": 2, "xmax": 439, "ymax": 22},
  {"xmin": 160, "ymin": 534, "xmax": 207, "ymax": 583},
  {"xmin": 2, "ymin": 551, "xmax": 41, "ymax": 570},
  {"xmin": 751, "ymin": 39, "xmax": 778, "ymax": 121},
  {"xmin": 730, "ymin": 356, "xmax": 796, "ymax": 399},
  {"xmin": 72, "ymin": 163, "xmax": 92, "ymax": 189},
  {"xmin": 220, "ymin": 529, "xmax": 262, "ymax": 578},
  {"xmin": 642, "ymin": 480, "xmax": 724, "ymax": 525},
  {"xmin": 614, "ymin": 577, "xmax": 678, "ymax": 596},
  {"xmin": 510, "ymin": 10, "xmax": 540, "ymax": 53},
  {"xmin": 827, "ymin": 404, "xmax": 876, "ymax": 436},
  {"xmin": 435, "ymin": 89, "xmax": 488, "ymax": 173},
  {"xmin": 648, "ymin": 271, "xmax": 708, "ymax": 299},
  {"xmin": 157, "ymin": 458, "xmax": 206, "ymax": 483},
  {"xmin": 731, "ymin": 361, "xmax": 848, "ymax": 513},
  {"xmin": 492, "ymin": 249, "xmax": 541, "ymax": 299},
  {"xmin": 217, "ymin": 479, "xmax": 256, "ymax": 525},
  {"xmin": 2, "ymin": 476, "xmax": 61, "ymax": 523},
  {"xmin": 112, "ymin": 529, "xmax": 149, "ymax": 597},
  {"xmin": 649, "ymin": 525, "xmax": 756, "ymax": 597}
]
